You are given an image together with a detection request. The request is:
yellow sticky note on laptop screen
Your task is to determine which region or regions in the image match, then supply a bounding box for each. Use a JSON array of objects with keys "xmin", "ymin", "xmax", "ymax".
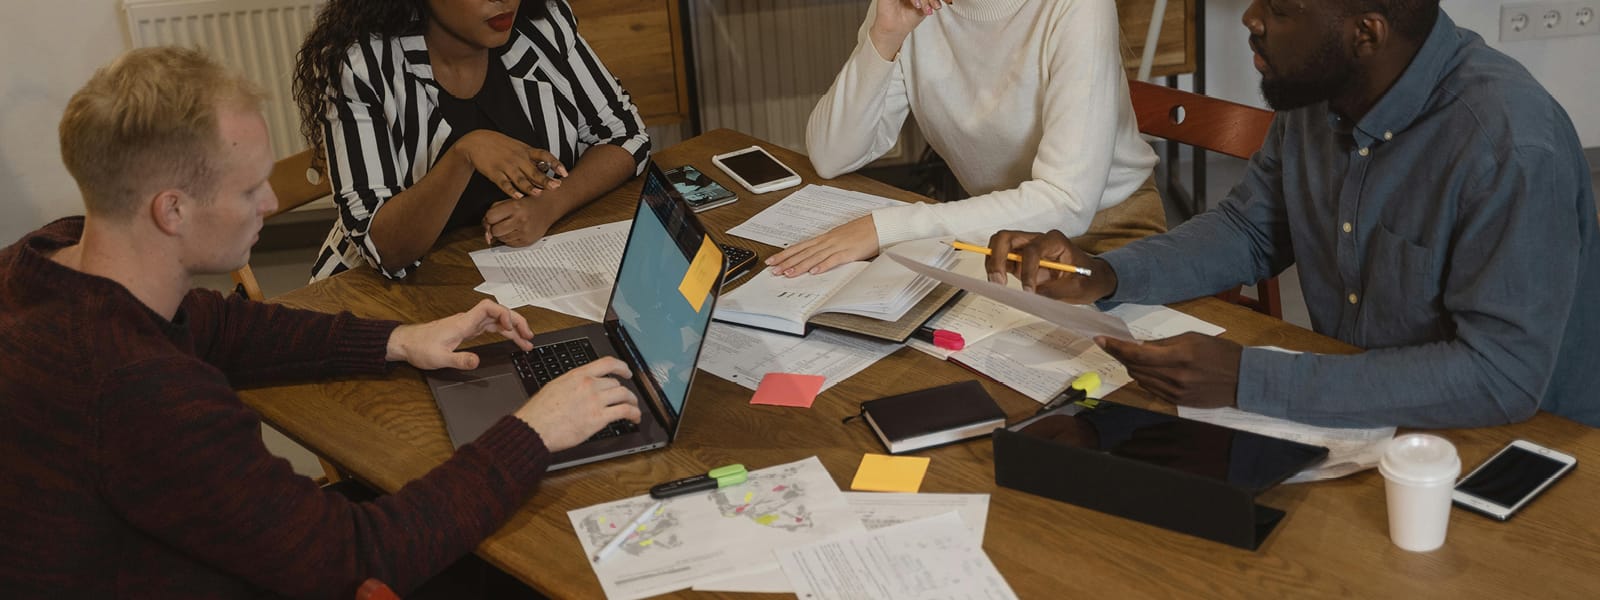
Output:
[
  {"xmin": 850, "ymin": 453, "xmax": 931, "ymax": 493},
  {"xmin": 678, "ymin": 235, "xmax": 720, "ymax": 312}
]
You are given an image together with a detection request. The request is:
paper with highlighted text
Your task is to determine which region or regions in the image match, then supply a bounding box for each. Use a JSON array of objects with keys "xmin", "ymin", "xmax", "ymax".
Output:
[{"xmin": 566, "ymin": 456, "xmax": 864, "ymax": 600}]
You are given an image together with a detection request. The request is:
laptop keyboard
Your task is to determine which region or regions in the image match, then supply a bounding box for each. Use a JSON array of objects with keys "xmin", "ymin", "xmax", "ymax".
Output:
[{"xmin": 510, "ymin": 338, "xmax": 639, "ymax": 442}]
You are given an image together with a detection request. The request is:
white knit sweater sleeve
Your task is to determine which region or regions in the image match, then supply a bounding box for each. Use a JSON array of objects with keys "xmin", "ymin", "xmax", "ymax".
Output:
[
  {"xmin": 870, "ymin": 0, "xmax": 1133, "ymax": 247},
  {"xmin": 804, "ymin": 0, "xmax": 911, "ymax": 179}
]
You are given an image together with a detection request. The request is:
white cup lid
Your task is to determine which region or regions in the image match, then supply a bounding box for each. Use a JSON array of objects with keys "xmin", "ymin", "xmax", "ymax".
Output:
[{"xmin": 1379, "ymin": 433, "xmax": 1461, "ymax": 484}]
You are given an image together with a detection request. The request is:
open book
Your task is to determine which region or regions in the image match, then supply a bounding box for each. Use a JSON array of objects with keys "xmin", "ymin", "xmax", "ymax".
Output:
[{"xmin": 713, "ymin": 238, "xmax": 957, "ymax": 340}]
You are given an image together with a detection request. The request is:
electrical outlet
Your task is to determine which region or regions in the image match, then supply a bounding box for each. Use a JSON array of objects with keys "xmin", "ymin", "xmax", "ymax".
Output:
[{"xmin": 1502, "ymin": 2, "xmax": 1600, "ymax": 41}]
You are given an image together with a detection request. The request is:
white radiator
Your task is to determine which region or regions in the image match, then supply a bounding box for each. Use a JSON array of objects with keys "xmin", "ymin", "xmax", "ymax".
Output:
[
  {"xmin": 687, "ymin": 0, "xmax": 920, "ymax": 163},
  {"xmin": 124, "ymin": 0, "xmax": 325, "ymax": 160}
]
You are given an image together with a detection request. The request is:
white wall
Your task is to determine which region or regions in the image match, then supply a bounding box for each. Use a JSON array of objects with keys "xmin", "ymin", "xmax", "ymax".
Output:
[
  {"xmin": 0, "ymin": 0, "xmax": 128, "ymax": 245},
  {"xmin": 1173, "ymin": 0, "xmax": 1600, "ymax": 148}
]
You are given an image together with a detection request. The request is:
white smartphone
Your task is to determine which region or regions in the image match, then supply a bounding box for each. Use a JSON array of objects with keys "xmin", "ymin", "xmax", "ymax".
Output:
[
  {"xmin": 711, "ymin": 145, "xmax": 801, "ymax": 194},
  {"xmin": 1452, "ymin": 439, "xmax": 1576, "ymax": 521}
]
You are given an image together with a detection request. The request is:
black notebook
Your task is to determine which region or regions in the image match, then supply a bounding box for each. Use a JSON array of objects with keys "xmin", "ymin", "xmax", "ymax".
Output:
[{"xmin": 862, "ymin": 380, "xmax": 1007, "ymax": 454}]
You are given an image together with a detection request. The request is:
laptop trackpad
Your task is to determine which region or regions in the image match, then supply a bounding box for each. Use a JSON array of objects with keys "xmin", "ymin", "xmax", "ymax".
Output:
[{"xmin": 436, "ymin": 373, "xmax": 527, "ymax": 447}]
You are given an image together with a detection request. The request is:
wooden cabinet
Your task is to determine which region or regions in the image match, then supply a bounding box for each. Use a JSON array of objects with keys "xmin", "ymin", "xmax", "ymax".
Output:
[
  {"xmin": 1117, "ymin": 0, "xmax": 1197, "ymax": 78},
  {"xmin": 570, "ymin": 0, "xmax": 691, "ymax": 126}
]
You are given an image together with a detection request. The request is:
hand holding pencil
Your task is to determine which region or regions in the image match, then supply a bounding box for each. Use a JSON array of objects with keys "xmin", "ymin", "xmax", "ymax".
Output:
[{"xmin": 979, "ymin": 230, "xmax": 1118, "ymax": 303}]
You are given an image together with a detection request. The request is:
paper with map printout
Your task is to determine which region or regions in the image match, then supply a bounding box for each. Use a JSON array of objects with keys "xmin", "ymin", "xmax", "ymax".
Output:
[{"xmin": 566, "ymin": 456, "xmax": 864, "ymax": 600}]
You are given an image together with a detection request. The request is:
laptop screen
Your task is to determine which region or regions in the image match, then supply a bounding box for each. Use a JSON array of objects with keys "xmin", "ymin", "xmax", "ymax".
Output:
[{"xmin": 607, "ymin": 166, "xmax": 721, "ymax": 420}]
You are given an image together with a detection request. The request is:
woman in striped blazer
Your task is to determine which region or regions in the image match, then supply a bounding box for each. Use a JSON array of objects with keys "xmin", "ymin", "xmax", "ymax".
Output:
[{"xmin": 294, "ymin": 0, "xmax": 650, "ymax": 281}]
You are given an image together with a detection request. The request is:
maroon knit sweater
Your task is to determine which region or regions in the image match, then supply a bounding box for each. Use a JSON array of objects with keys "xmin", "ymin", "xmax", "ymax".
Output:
[{"xmin": 0, "ymin": 219, "xmax": 553, "ymax": 598}]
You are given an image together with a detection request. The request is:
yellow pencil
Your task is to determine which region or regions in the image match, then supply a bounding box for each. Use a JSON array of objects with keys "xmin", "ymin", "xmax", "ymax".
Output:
[{"xmin": 948, "ymin": 241, "xmax": 1093, "ymax": 277}]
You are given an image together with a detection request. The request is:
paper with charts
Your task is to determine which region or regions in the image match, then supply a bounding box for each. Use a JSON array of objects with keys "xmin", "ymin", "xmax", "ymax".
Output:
[
  {"xmin": 567, "ymin": 456, "xmax": 865, "ymax": 600},
  {"xmin": 777, "ymin": 511, "xmax": 1018, "ymax": 600},
  {"xmin": 470, "ymin": 220, "xmax": 629, "ymax": 321}
]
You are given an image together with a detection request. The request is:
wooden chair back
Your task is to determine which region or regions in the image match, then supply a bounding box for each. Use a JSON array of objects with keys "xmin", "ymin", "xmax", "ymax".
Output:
[
  {"xmin": 227, "ymin": 148, "xmax": 346, "ymax": 483},
  {"xmin": 229, "ymin": 149, "xmax": 331, "ymax": 301},
  {"xmin": 1127, "ymin": 80, "xmax": 1283, "ymax": 318}
]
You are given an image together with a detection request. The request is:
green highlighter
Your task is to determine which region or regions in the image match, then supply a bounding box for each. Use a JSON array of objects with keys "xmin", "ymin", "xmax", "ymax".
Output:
[{"xmin": 649, "ymin": 464, "xmax": 748, "ymax": 499}]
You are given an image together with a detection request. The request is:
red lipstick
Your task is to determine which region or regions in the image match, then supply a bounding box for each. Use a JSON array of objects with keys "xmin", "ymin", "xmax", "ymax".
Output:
[{"xmin": 487, "ymin": 12, "xmax": 514, "ymax": 33}]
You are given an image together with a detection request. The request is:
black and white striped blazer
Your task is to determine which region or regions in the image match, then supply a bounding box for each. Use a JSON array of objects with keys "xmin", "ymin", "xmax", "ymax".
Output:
[{"xmin": 311, "ymin": 0, "xmax": 650, "ymax": 281}]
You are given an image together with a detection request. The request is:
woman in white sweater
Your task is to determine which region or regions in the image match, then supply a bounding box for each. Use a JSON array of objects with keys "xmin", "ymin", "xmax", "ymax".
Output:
[{"xmin": 768, "ymin": 0, "xmax": 1162, "ymax": 276}]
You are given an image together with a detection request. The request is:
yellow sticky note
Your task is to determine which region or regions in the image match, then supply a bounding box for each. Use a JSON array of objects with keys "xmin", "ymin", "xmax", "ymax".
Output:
[
  {"xmin": 850, "ymin": 453, "xmax": 931, "ymax": 493},
  {"xmin": 678, "ymin": 235, "xmax": 720, "ymax": 312}
]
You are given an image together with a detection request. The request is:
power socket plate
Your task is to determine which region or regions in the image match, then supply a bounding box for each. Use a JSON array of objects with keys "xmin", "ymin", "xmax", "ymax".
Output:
[{"xmin": 1502, "ymin": 2, "xmax": 1600, "ymax": 42}]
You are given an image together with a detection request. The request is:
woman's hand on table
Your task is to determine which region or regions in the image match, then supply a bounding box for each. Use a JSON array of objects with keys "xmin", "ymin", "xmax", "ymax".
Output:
[{"xmin": 765, "ymin": 215, "xmax": 879, "ymax": 277}]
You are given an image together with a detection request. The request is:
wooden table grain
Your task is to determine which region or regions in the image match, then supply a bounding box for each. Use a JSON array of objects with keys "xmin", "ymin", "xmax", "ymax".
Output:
[{"xmin": 240, "ymin": 129, "xmax": 1600, "ymax": 598}]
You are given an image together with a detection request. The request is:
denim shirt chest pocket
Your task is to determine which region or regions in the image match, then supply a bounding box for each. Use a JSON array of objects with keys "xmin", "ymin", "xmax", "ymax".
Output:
[{"xmin": 1358, "ymin": 224, "xmax": 1448, "ymax": 347}]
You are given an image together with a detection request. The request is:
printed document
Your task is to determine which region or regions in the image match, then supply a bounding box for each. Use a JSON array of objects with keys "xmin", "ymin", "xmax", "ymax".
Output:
[
  {"xmin": 887, "ymin": 252, "xmax": 1134, "ymax": 341},
  {"xmin": 566, "ymin": 456, "xmax": 864, "ymax": 600},
  {"xmin": 776, "ymin": 512, "xmax": 1018, "ymax": 600},
  {"xmin": 843, "ymin": 492, "xmax": 990, "ymax": 544},
  {"xmin": 697, "ymin": 322, "xmax": 901, "ymax": 393},
  {"xmin": 947, "ymin": 304, "xmax": 1225, "ymax": 403},
  {"xmin": 952, "ymin": 318, "xmax": 1134, "ymax": 402},
  {"xmin": 725, "ymin": 185, "xmax": 905, "ymax": 248},
  {"xmin": 694, "ymin": 493, "xmax": 992, "ymax": 594},
  {"xmin": 470, "ymin": 220, "xmax": 628, "ymax": 321}
]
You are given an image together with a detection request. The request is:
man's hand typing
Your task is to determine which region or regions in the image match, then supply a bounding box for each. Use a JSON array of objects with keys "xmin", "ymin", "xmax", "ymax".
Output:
[{"xmin": 385, "ymin": 299, "xmax": 536, "ymax": 370}]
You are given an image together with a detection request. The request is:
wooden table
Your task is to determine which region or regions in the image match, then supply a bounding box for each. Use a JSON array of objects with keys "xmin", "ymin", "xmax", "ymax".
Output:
[{"xmin": 241, "ymin": 129, "xmax": 1600, "ymax": 598}]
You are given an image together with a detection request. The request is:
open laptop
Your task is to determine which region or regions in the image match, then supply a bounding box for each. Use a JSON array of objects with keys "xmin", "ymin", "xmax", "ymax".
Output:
[{"xmin": 424, "ymin": 162, "xmax": 726, "ymax": 470}]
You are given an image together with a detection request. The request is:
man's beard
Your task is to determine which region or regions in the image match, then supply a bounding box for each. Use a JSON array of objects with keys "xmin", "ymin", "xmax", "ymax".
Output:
[{"xmin": 1258, "ymin": 34, "xmax": 1357, "ymax": 111}]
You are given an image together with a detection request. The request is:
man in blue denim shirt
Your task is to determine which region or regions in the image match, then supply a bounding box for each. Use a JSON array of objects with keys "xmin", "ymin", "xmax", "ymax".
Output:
[{"xmin": 986, "ymin": 0, "xmax": 1598, "ymax": 428}]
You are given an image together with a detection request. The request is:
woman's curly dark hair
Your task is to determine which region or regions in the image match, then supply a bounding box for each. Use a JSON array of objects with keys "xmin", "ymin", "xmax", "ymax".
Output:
[{"xmin": 292, "ymin": 0, "xmax": 549, "ymax": 171}]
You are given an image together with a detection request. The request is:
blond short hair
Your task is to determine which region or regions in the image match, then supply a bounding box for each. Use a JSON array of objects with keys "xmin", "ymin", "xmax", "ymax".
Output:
[{"xmin": 59, "ymin": 47, "xmax": 264, "ymax": 218}]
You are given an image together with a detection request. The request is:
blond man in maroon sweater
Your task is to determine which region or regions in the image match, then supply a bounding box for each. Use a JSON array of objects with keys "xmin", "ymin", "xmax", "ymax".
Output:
[{"xmin": 0, "ymin": 47, "xmax": 641, "ymax": 598}]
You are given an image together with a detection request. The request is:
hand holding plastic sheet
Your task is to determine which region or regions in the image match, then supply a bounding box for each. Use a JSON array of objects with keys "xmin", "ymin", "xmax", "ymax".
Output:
[{"xmin": 886, "ymin": 251, "xmax": 1135, "ymax": 341}]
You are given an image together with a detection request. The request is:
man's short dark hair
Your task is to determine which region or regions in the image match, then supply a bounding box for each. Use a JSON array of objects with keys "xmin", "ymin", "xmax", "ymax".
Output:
[{"xmin": 1341, "ymin": 0, "xmax": 1442, "ymax": 41}]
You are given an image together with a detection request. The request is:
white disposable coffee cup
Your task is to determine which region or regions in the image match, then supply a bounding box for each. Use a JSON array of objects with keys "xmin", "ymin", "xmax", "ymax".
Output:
[{"xmin": 1378, "ymin": 434, "xmax": 1461, "ymax": 552}]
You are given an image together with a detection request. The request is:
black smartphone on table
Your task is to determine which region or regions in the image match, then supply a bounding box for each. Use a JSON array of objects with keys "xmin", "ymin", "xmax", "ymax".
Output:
[{"xmin": 664, "ymin": 164, "xmax": 738, "ymax": 213}]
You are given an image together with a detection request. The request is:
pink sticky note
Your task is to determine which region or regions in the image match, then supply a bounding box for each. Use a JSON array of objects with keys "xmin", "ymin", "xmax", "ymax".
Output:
[{"xmin": 749, "ymin": 373, "xmax": 826, "ymax": 408}]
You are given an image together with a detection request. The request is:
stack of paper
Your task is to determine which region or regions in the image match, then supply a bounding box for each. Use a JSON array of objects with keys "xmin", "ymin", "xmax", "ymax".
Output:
[
  {"xmin": 566, "ymin": 457, "xmax": 865, "ymax": 600},
  {"xmin": 693, "ymin": 493, "xmax": 993, "ymax": 594},
  {"xmin": 469, "ymin": 220, "xmax": 629, "ymax": 322},
  {"xmin": 776, "ymin": 512, "xmax": 1017, "ymax": 600},
  {"xmin": 567, "ymin": 457, "xmax": 1011, "ymax": 599},
  {"xmin": 905, "ymin": 255, "xmax": 1227, "ymax": 403}
]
